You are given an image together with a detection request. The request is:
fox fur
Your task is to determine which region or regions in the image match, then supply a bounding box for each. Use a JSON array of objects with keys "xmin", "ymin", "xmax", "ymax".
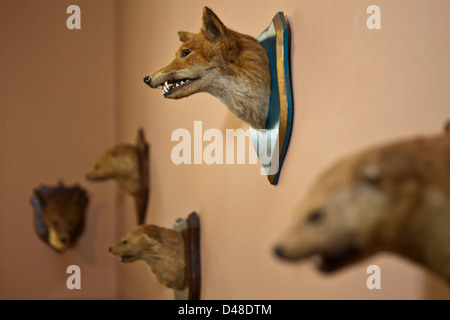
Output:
[
  {"xmin": 31, "ymin": 182, "xmax": 89, "ymax": 253},
  {"xmin": 109, "ymin": 224, "xmax": 186, "ymax": 290},
  {"xmin": 274, "ymin": 127, "xmax": 450, "ymax": 288},
  {"xmin": 144, "ymin": 7, "xmax": 271, "ymax": 129},
  {"xmin": 86, "ymin": 144, "xmax": 140, "ymax": 196}
]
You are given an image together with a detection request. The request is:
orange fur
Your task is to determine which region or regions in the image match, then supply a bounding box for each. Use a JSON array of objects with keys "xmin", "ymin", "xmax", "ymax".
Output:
[{"xmin": 144, "ymin": 7, "xmax": 271, "ymax": 129}]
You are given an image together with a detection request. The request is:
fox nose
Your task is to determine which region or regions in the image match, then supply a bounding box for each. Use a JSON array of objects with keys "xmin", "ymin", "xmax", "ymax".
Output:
[
  {"xmin": 60, "ymin": 237, "xmax": 67, "ymax": 244},
  {"xmin": 108, "ymin": 247, "xmax": 112, "ymax": 253},
  {"xmin": 143, "ymin": 76, "xmax": 152, "ymax": 87}
]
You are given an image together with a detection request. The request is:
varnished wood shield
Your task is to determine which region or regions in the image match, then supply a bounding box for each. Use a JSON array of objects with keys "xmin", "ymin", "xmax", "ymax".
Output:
[
  {"xmin": 135, "ymin": 128, "xmax": 150, "ymax": 224},
  {"xmin": 173, "ymin": 212, "xmax": 201, "ymax": 300}
]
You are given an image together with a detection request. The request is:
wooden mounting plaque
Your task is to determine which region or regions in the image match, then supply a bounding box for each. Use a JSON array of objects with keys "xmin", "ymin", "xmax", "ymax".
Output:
[
  {"xmin": 134, "ymin": 128, "xmax": 150, "ymax": 225},
  {"xmin": 173, "ymin": 212, "xmax": 201, "ymax": 300},
  {"xmin": 250, "ymin": 12, "xmax": 294, "ymax": 185}
]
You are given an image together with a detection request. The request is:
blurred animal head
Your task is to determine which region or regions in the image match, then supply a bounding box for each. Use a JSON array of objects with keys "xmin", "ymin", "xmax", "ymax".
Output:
[
  {"xmin": 86, "ymin": 144, "xmax": 140, "ymax": 196},
  {"xmin": 31, "ymin": 182, "xmax": 89, "ymax": 253},
  {"xmin": 274, "ymin": 156, "xmax": 391, "ymax": 272},
  {"xmin": 109, "ymin": 224, "xmax": 186, "ymax": 290}
]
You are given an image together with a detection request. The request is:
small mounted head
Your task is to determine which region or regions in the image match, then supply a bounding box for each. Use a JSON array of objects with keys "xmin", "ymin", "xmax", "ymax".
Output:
[
  {"xmin": 108, "ymin": 224, "xmax": 186, "ymax": 290},
  {"xmin": 31, "ymin": 182, "xmax": 89, "ymax": 253},
  {"xmin": 108, "ymin": 225, "xmax": 164, "ymax": 264}
]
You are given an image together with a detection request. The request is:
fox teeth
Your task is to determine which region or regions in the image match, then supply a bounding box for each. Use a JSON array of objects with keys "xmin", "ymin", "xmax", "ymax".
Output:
[{"xmin": 158, "ymin": 78, "xmax": 196, "ymax": 96}]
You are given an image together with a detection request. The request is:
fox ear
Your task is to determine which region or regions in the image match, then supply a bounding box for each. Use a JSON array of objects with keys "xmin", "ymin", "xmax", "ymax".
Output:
[
  {"xmin": 178, "ymin": 31, "xmax": 194, "ymax": 42},
  {"xmin": 201, "ymin": 7, "xmax": 227, "ymax": 42}
]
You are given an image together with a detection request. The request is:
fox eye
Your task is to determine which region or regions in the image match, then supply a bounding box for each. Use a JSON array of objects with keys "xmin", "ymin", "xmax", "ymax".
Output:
[
  {"xmin": 307, "ymin": 209, "xmax": 325, "ymax": 224},
  {"xmin": 122, "ymin": 240, "xmax": 128, "ymax": 245},
  {"xmin": 181, "ymin": 49, "xmax": 192, "ymax": 58},
  {"xmin": 53, "ymin": 220, "xmax": 59, "ymax": 227}
]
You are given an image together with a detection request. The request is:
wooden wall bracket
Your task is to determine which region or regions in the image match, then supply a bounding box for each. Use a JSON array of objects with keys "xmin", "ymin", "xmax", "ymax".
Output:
[
  {"xmin": 250, "ymin": 12, "xmax": 294, "ymax": 185},
  {"xmin": 135, "ymin": 128, "xmax": 150, "ymax": 225},
  {"xmin": 173, "ymin": 212, "xmax": 201, "ymax": 300}
]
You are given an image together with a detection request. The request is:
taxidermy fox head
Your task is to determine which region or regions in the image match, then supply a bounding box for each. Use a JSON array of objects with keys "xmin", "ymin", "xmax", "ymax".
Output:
[
  {"xmin": 143, "ymin": 7, "xmax": 271, "ymax": 129},
  {"xmin": 31, "ymin": 182, "xmax": 89, "ymax": 253}
]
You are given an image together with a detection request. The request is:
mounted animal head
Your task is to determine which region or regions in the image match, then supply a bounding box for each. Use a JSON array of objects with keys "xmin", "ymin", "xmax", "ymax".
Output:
[
  {"xmin": 86, "ymin": 143, "xmax": 141, "ymax": 196},
  {"xmin": 109, "ymin": 224, "xmax": 186, "ymax": 290},
  {"xmin": 31, "ymin": 182, "xmax": 89, "ymax": 253},
  {"xmin": 274, "ymin": 128, "xmax": 450, "ymax": 285},
  {"xmin": 143, "ymin": 7, "xmax": 271, "ymax": 129}
]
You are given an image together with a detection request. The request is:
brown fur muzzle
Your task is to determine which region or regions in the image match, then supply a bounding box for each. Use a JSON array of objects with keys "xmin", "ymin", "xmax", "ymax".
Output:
[{"xmin": 109, "ymin": 225, "xmax": 187, "ymax": 290}]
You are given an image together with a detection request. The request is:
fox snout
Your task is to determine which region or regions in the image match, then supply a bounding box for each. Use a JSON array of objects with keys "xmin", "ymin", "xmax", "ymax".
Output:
[{"xmin": 143, "ymin": 76, "xmax": 152, "ymax": 87}]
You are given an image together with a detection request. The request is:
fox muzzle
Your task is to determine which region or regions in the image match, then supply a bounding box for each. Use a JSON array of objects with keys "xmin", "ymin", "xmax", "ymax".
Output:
[{"xmin": 143, "ymin": 76, "xmax": 152, "ymax": 87}]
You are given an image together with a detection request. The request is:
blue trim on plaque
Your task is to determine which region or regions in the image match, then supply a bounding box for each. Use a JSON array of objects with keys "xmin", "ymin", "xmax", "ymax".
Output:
[{"xmin": 250, "ymin": 12, "xmax": 293, "ymax": 185}]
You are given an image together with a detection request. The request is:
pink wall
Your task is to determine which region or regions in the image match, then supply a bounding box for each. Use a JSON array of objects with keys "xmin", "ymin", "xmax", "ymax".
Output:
[
  {"xmin": 1, "ymin": 0, "xmax": 449, "ymax": 300},
  {"xmin": 116, "ymin": 0, "xmax": 449, "ymax": 299},
  {"xmin": 0, "ymin": 0, "xmax": 118, "ymax": 299}
]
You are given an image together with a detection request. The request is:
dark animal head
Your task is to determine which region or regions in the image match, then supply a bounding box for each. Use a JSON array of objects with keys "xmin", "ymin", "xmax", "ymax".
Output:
[{"xmin": 31, "ymin": 182, "xmax": 89, "ymax": 253}]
